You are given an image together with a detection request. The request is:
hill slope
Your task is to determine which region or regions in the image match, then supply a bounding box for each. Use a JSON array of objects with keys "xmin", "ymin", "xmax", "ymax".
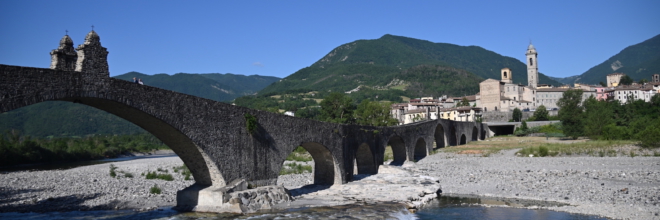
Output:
[
  {"xmin": 259, "ymin": 34, "xmax": 560, "ymax": 95},
  {"xmin": 570, "ymin": 34, "xmax": 660, "ymax": 84},
  {"xmin": 114, "ymin": 72, "xmax": 280, "ymax": 101},
  {"xmin": 0, "ymin": 72, "xmax": 280, "ymax": 138}
]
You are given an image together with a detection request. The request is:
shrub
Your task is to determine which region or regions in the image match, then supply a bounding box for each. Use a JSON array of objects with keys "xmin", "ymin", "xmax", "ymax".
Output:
[
  {"xmin": 150, "ymin": 185, "xmax": 161, "ymax": 194},
  {"xmin": 109, "ymin": 164, "xmax": 117, "ymax": 178},
  {"xmin": 244, "ymin": 113, "xmax": 258, "ymax": 135},
  {"xmin": 538, "ymin": 146, "xmax": 549, "ymax": 157},
  {"xmin": 279, "ymin": 163, "xmax": 313, "ymax": 175},
  {"xmin": 145, "ymin": 171, "xmax": 174, "ymax": 181},
  {"xmin": 637, "ymin": 119, "xmax": 660, "ymax": 148}
]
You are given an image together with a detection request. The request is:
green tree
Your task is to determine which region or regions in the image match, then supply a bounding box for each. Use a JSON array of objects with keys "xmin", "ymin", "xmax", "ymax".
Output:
[
  {"xmin": 354, "ymin": 100, "xmax": 399, "ymax": 126},
  {"xmin": 532, "ymin": 105, "xmax": 549, "ymax": 121},
  {"xmin": 456, "ymin": 97, "xmax": 471, "ymax": 107},
  {"xmin": 582, "ymin": 96, "xmax": 613, "ymax": 139},
  {"xmin": 619, "ymin": 75, "xmax": 633, "ymax": 85},
  {"xmin": 512, "ymin": 108, "xmax": 522, "ymax": 122},
  {"xmin": 599, "ymin": 81, "xmax": 607, "ymax": 87},
  {"xmin": 521, "ymin": 120, "xmax": 529, "ymax": 131},
  {"xmin": 320, "ymin": 92, "xmax": 355, "ymax": 124},
  {"xmin": 637, "ymin": 118, "xmax": 660, "ymax": 148},
  {"xmin": 557, "ymin": 89, "xmax": 584, "ymax": 139},
  {"xmin": 639, "ymin": 78, "xmax": 649, "ymax": 84},
  {"xmin": 295, "ymin": 107, "xmax": 321, "ymax": 120}
]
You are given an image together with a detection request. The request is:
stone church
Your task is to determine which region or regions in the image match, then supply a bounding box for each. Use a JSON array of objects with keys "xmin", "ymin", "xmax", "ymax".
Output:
[{"xmin": 477, "ymin": 44, "xmax": 539, "ymax": 112}]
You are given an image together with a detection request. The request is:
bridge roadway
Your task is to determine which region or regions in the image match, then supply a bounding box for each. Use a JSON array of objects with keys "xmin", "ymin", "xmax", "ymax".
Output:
[{"xmin": 0, "ymin": 64, "xmax": 486, "ymax": 211}]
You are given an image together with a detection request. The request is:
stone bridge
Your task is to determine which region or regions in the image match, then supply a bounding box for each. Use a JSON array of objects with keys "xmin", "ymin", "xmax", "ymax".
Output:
[{"xmin": 0, "ymin": 31, "xmax": 486, "ymax": 212}]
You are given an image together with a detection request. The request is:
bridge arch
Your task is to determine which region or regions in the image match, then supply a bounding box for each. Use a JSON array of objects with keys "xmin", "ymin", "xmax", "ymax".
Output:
[
  {"xmin": 449, "ymin": 126, "xmax": 457, "ymax": 146},
  {"xmin": 355, "ymin": 143, "xmax": 376, "ymax": 174},
  {"xmin": 300, "ymin": 142, "xmax": 341, "ymax": 185},
  {"xmin": 414, "ymin": 138, "xmax": 427, "ymax": 161},
  {"xmin": 434, "ymin": 124, "xmax": 446, "ymax": 149},
  {"xmin": 385, "ymin": 135, "xmax": 406, "ymax": 165},
  {"xmin": 459, "ymin": 134, "xmax": 467, "ymax": 145},
  {"xmin": 2, "ymin": 96, "xmax": 224, "ymax": 187},
  {"xmin": 472, "ymin": 126, "xmax": 479, "ymax": 141}
]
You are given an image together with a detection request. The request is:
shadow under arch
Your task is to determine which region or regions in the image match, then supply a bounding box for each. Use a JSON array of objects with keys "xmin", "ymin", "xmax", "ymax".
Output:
[
  {"xmin": 414, "ymin": 138, "xmax": 427, "ymax": 161},
  {"xmin": 355, "ymin": 143, "xmax": 376, "ymax": 174},
  {"xmin": 300, "ymin": 142, "xmax": 341, "ymax": 185},
  {"xmin": 6, "ymin": 97, "xmax": 224, "ymax": 187},
  {"xmin": 385, "ymin": 135, "xmax": 406, "ymax": 166},
  {"xmin": 434, "ymin": 124, "xmax": 446, "ymax": 149},
  {"xmin": 449, "ymin": 126, "xmax": 457, "ymax": 146},
  {"xmin": 472, "ymin": 126, "xmax": 479, "ymax": 141},
  {"xmin": 459, "ymin": 134, "xmax": 467, "ymax": 145}
]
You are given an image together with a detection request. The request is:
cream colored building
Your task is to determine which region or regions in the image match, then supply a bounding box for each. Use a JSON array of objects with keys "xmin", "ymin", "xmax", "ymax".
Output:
[
  {"xmin": 438, "ymin": 107, "xmax": 483, "ymax": 122},
  {"xmin": 607, "ymin": 73, "xmax": 625, "ymax": 87},
  {"xmin": 478, "ymin": 68, "xmax": 537, "ymax": 112}
]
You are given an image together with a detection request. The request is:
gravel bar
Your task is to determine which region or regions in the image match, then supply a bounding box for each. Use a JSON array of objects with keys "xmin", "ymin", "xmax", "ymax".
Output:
[{"xmin": 1, "ymin": 149, "xmax": 658, "ymax": 219}]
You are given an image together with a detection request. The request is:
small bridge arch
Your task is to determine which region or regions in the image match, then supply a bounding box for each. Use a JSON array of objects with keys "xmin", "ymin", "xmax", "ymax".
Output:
[
  {"xmin": 355, "ymin": 143, "xmax": 377, "ymax": 175},
  {"xmin": 300, "ymin": 142, "xmax": 342, "ymax": 185},
  {"xmin": 385, "ymin": 135, "xmax": 407, "ymax": 165}
]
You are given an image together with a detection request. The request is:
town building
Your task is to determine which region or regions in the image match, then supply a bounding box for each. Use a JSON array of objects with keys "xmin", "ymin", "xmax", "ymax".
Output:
[
  {"xmin": 607, "ymin": 73, "xmax": 625, "ymax": 87},
  {"xmin": 390, "ymin": 42, "xmax": 660, "ymax": 124},
  {"xmin": 606, "ymin": 83, "xmax": 659, "ymax": 103}
]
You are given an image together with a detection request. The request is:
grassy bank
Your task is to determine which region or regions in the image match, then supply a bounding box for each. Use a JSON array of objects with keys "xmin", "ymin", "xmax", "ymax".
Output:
[
  {"xmin": 516, "ymin": 140, "xmax": 658, "ymax": 157},
  {"xmin": 436, "ymin": 135, "xmax": 659, "ymax": 157},
  {"xmin": 0, "ymin": 130, "xmax": 168, "ymax": 166}
]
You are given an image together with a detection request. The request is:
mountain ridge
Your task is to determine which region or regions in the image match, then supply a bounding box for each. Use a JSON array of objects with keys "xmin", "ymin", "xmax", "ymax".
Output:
[
  {"xmin": 259, "ymin": 34, "xmax": 560, "ymax": 96},
  {"xmin": 553, "ymin": 33, "xmax": 660, "ymax": 85}
]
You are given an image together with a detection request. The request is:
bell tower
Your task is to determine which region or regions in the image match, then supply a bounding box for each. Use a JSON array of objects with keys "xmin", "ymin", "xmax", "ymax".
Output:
[
  {"xmin": 75, "ymin": 30, "xmax": 109, "ymax": 76},
  {"xmin": 50, "ymin": 34, "xmax": 78, "ymax": 71},
  {"xmin": 526, "ymin": 43, "xmax": 538, "ymax": 88}
]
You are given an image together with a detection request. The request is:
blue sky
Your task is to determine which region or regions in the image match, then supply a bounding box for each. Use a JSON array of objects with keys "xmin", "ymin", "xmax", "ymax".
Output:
[{"xmin": 1, "ymin": 1, "xmax": 658, "ymax": 78}]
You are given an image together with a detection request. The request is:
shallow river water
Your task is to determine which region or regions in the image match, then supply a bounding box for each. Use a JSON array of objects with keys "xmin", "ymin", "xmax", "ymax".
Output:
[{"xmin": 0, "ymin": 195, "xmax": 607, "ymax": 220}]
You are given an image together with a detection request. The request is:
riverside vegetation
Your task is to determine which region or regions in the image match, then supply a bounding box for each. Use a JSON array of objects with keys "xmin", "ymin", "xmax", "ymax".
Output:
[{"xmin": 0, "ymin": 131, "xmax": 168, "ymax": 167}]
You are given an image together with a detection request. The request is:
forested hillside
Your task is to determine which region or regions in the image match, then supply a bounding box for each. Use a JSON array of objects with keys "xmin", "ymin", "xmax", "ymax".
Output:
[
  {"xmin": 259, "ymin": 34, "xmax": 559, "ymax": 95},
  {"xmin": 559, "ymin": 34, "xmax": 660, "ymax": 85}
]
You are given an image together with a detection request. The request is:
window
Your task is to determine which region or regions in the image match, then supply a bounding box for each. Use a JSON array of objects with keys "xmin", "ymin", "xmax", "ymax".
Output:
[{"xmin": 529, "ymin": 58, "xmax": 533, "ymax": 65}]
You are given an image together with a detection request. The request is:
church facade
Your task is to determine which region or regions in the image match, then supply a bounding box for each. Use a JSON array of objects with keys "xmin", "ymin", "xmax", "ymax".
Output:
[{"xmin": 477, "ymin": 44, "xmax": 539, "ymax": 112}]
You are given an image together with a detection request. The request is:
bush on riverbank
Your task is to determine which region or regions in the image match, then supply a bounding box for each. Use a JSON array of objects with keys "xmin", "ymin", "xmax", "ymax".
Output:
[
  {"xmin": 279, "ymin": 162, "xmax": 312, "ymax": 175},
  {"xmin": 150, "ymin": 184, "xmax": 162, "ymax": 194},
  {"xmin": 516, "ymin": 140, "xmax": 646, "ymax": 157},
  {"xmin": 286, "ymin": 146, "xmax": 312, "ymax": 162},
  {"xmin": 0, "ymin": 131, "xmax": 168, "ymax": 166},
  {"xmin": 145, "ymin": 170, "xmax": 174, "ymax": 181}
]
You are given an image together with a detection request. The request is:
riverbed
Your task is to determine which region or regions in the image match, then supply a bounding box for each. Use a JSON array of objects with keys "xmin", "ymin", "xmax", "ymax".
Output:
[{"xmin": 0, "ymin": 148, "xmax": 658, "ymax": 219}]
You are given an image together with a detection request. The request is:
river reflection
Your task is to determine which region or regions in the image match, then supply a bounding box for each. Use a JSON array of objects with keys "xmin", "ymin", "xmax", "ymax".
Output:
[
  {"xmin": 416, "ymin": 195, "xmax": 607, "ymax": 220},
  {"xmin": 0, "ymin": 196, "xmax": 608, "ymax": 220}
]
